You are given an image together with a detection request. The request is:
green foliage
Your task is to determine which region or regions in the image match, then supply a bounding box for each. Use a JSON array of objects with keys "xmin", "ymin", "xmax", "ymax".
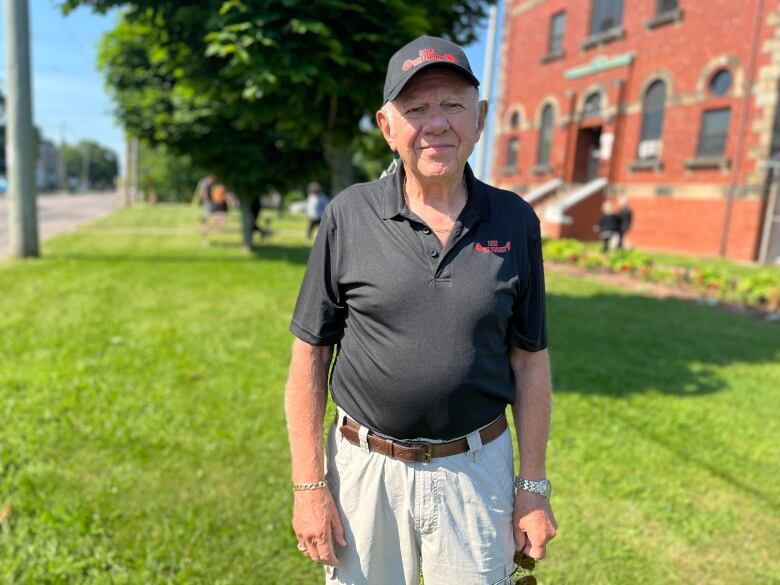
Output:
[
  {"xmin": 736, "ymin": 271, "xmax": 780, "ymax": 310},
  {"xmin": 60, "ymin": 140, "xmax": 119, "ymax": 190},
  {"xmin": 65, "ymin": 0, "xmax": 494, "ymax": 197},
  {"xmin": 139, "ymin": 142, "xmax": 202, "ymax": 203},
  {"xmin": 543, "ymin": 238, "xmax": 780, "ymax": 312},
  {"xmin": 353, "ymin": 125, "xmax": 395, "ymax": 183},
  {"xmin": 1, "ymin": 206, "xmax": 779, "ymax": 583}
]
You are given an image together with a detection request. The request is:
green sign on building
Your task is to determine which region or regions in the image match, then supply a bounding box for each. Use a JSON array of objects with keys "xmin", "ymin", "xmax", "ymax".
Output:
[{"xmin": 564, "ymin": 53, "xmax": 635, "ymax": 80}]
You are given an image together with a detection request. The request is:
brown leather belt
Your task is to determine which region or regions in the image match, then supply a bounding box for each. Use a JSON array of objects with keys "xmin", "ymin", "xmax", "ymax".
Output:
[{"xmin": 339, "ymin": 414, "xmax": 508, "ymax": 464}]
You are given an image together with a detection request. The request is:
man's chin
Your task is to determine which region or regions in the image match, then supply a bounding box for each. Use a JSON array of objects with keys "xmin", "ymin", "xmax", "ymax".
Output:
[{"xmin": 412, "ymin": 161, "xmax": 463, "ymax": 180}]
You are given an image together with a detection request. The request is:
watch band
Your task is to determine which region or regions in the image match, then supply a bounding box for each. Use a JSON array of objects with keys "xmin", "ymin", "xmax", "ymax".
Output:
[{"xmin": 513, "ymin": 476, "xmax": 551, "ymax": 499}]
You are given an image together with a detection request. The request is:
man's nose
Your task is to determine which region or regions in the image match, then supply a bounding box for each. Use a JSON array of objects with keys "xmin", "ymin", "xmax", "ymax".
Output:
[{"xmin": 423, "ymin": 108, "xmax": 449, "ymax": 134}]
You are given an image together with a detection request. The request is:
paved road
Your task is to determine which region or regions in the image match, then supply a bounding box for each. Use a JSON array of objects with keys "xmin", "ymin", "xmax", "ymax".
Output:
[{"xmin": 0, "ymin": 192, "xmax": 121, "ymax": 260}]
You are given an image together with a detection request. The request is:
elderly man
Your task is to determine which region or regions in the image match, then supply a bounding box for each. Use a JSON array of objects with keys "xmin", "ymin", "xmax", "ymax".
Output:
[{"xmin": 285, "ymin": 35, "xmax": 556, "ymax": 585}]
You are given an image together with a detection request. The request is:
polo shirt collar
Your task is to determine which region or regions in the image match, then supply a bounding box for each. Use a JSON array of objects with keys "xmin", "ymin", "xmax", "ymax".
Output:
[
  {"xmin": 381, "ymin": 162, "xmax": 406, "ymax": 220},
  {"xmin": 380, "ymin": 160, "xmax": 492, "ymax": 222}
]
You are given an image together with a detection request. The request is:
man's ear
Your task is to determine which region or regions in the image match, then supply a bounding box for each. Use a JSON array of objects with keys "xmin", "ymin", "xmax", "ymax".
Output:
[
  {"xmin": 477, "ymin": 100, "xmax": 488, "ymax": 134},
  {"xmin": 376, "ymin": 106, "xmax": 397, "ymax": 152}
]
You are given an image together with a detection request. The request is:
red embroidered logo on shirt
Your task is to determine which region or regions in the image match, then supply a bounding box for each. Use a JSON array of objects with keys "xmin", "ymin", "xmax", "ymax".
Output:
[
  {"xmin": 475, "ymin": 240, "xmax": 512, "ymax": 254},
  {"xmin": 402, "ymin": 48, "xmax": 457, "ymax": 71}
]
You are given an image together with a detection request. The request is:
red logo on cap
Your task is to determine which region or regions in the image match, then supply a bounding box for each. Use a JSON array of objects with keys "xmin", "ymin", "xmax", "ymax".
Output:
[{"xmin": 402, "ymin": 48, "xmax": 458, "ymax": 71}]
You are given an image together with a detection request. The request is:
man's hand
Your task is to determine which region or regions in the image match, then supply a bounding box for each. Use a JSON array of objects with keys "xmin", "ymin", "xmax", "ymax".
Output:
[
  {"xmin": 293, "ymin": 487, "xmax": 347, "ymax": 566},
  {"xmin": 513, "ymin": 491, "xmax": 557, "ymax": 560}
]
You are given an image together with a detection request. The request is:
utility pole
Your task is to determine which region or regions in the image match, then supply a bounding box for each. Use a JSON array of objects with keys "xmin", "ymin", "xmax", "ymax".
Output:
[
  {"xmin": 132, "ymin": 136, "xmax": 140, "ymax": 202},
  {"xmin": 57, "ymin": 124, "xmax": 67, "ymax": 191},
  {"xmin": 127, "ymin": 135, "xmax": 139, "ymax": 203},
  {"xmin": 122, "ymin": 134, "xmax": 131, "ymax": 206},
  {"xmin": 474, "ymin": 2, "xmax": 499, "ymax": 183},
  {"xmin": 4, "ymin": 0, "xmax": 39, "ymax": 257}
]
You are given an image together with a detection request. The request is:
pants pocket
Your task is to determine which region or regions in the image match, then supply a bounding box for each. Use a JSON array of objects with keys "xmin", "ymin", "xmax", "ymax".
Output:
[{"xmin": 480, "ymin": 430, "xmax": 514, "ymax": 497}]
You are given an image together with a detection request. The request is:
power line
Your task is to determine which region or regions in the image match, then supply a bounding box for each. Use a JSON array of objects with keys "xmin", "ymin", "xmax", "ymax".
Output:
[{"xmin": 58, "ymin": 13, "xmax": 95, "ymax": 70}]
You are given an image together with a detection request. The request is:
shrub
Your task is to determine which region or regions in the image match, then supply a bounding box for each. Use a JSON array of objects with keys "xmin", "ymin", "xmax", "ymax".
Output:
[
  {"xmin": 736, "ymin": 272, "xmax": 780, "ymax": 310},
  {"xmin": 544, "ymin": 239, "xmax": 586, "ymax": 264},
  {"xmin": 542, "ymin": 238, "xmax": 780, "ymax": 313}
]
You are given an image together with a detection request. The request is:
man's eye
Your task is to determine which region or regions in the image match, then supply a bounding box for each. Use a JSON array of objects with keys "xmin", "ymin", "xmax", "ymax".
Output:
[
  {"xmin": 407, "ymin": 107, "xmax": 424, "ymax": 114},
  {"xmin": 445, "ymin": 103, "xmax": 464, "ymax": 109}
]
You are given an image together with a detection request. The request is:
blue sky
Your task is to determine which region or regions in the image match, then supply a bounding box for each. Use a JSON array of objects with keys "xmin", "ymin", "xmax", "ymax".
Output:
[
  {"xmin": 0, "ymin": 1, "xmax": 503, "ymax": 176},
  {"xmin": 0, "ymin": 2, "xmax": 123, "ymax": 167}
]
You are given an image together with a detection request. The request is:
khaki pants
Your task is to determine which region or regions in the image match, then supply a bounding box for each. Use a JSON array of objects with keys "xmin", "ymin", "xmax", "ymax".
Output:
[{"xmin": 324, "ymin": 411, "xmax": 516, "ymax": 585}]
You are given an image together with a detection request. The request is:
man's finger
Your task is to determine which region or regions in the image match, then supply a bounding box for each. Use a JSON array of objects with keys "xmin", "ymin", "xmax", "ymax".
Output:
[
  {"xmin": 331, "ymin": 516, "xmax": 347, "ymax": 548},
  {"xmin": 524, "ymin": 539, "xmax": 546, "ymax": 561},
  {"xmin": 315, "ymin": 537, "xmax": 340, "ymax": 567},
  {"xmin": 305, "ymin": 539, "xmax": 322, "ymax": 563},
  {"xmin": 514, "ymin": 527, "xmax": 528, "ymax": 553}
]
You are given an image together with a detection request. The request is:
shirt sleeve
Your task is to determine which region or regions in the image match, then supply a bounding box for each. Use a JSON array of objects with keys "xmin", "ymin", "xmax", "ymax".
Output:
[
  {"xmin": 289, "ymin": 207, "xmax": 346, "ymax": 345},
  {"xmin": 507, "ymin": 215, "xmax": 548, "ymax": 351}
]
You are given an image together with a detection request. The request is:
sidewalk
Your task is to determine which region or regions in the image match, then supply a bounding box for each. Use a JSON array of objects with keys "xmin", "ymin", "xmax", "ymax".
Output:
[{"xmin": 0, "ymin": 191, "xmax": 120, "ymax": 260}]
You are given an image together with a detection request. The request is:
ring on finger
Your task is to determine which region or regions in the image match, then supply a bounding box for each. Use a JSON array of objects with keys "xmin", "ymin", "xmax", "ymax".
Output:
[{"xmin": 297, "ymin": 542, "xmax": 307, "ymax": 552}]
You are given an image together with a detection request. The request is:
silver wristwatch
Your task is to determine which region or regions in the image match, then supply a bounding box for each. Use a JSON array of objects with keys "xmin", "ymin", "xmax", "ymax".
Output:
[{"xmin": 513, "ymin": 476, "xmax": 552, "ymax": 499}]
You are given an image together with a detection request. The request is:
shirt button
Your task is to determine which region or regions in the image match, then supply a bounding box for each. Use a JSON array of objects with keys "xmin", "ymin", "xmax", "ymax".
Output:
[
  {"xmin": 429, "ymin": 250, "xmax": 439, "ymax": 258},
  {"xmin": 422, "ymin": 227, "xmax": 431, "ymax": 234}
]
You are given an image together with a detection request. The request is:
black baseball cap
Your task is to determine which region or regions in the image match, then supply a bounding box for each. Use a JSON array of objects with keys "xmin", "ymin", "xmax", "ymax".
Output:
[{"xmin": 383, "ymin": 35, "xmax": 480, "ymax": 103}]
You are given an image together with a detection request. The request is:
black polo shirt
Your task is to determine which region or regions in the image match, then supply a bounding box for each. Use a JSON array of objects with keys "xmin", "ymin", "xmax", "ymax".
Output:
[{"xmin": 290, "ymin": 162, "xmax": 547, "ymax": 440}]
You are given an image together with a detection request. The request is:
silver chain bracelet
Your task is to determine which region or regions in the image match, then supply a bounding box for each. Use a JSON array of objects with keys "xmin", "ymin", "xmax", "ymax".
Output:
[{"xmin": 292, "ymin": 479, "xmax": 328, "ymax": 492}]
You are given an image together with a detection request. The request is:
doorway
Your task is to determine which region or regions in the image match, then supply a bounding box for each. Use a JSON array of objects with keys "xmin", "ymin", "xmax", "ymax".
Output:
[{"xmin": 573, "ymin": 126, "xmax": 602, "ymax": 183}]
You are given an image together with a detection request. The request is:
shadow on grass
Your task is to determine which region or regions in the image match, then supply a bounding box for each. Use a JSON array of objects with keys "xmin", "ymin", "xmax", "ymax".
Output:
[
  {"xmin": 547, "ymin": 290, "xmax": 780, "ymax": 398},
  {"xmin": 49, "ymin": 244, "xmax": 313, "ymax": 266},
  {"xmin": 249, "ymin": 244, "xmax": 311, "ymax": 265},
  {"xmin": 547, "ymin": 290, "xmax": 780, "ymax": 509}
]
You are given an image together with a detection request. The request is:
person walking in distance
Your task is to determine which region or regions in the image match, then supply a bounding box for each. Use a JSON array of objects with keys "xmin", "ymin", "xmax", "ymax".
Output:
[
  {"xmin": 285, "ymin": 35, "xmax": 556, "ymax": 585},
  {"xmin": 596, "ymin": 200, "xmax": 620, "ymax": 253},
  {"xmin": 616, "ymin": 196, "xmax": 633, "ymax": 249},
  {"xmin": 306, "ymin": 182, "xmax": 330, "ymax": 240}
]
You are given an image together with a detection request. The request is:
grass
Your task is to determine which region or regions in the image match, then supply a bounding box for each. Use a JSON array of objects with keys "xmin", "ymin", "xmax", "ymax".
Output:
[{"xmin": 1, "ymin": 205, "xmax": 778, "ymax": 584}]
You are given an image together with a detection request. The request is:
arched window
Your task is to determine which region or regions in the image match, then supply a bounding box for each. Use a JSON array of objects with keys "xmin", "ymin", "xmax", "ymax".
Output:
[
  {"xmin": 509, "ymin": 111, "xmax": 520, "ymax": 130},
  {"xmin": 582, "ymin": 92, "xmax": 602, "ymax": 118},
  {"xmin": 638, "ymin": 80, "xmax": 666, "ymax": 158},
  {"xmin": 536, "ymin": 105, "xmax": 554, "ymax": 166},
  {"xmin": 709, "ymin": 69, "xmax": 733, "ymax": 96}
]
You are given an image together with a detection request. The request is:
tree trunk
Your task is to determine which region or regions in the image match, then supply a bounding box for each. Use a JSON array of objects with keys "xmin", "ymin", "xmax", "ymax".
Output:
[
  {"xmin": 323, "ymin": 136, "xmax": 354, "ymax": 197},
  {"xmin": 239, "ymin": 200, "xmax": 255, "ymax": 251},
  {"xmin": 323, "ymin": 94, "xmax": 354, "ymax": 196}
]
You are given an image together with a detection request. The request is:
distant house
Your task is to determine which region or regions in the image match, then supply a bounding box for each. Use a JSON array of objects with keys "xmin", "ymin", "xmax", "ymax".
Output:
[{"xmin": 493, "ymin": 0, "xmax": 780, "ymax": 263}]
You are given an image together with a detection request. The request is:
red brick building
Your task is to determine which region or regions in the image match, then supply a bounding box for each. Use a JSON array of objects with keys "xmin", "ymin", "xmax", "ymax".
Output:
[{"xmin": 492, "ymin": 0, "xmax": 780, "ymax": 262}]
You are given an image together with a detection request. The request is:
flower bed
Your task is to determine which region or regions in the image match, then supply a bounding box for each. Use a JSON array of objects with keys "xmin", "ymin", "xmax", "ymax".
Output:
[{"xmin": 543, "ymin": 238, "xmax": 780, "ymax": 314}]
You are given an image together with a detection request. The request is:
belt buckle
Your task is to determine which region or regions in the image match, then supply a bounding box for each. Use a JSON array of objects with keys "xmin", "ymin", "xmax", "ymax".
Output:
[{"xmin": 416, "ymin": 443, "xmax": 432, "ymax": 463}]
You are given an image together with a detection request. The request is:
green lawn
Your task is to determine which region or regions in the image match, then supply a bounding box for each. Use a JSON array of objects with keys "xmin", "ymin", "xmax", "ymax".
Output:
[{"xmin": 1, "ymin": 205, "xmax": 778, "ymax": 584}]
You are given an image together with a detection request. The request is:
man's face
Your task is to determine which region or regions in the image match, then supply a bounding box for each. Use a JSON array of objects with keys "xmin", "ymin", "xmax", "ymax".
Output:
[{"xmin": 376, "ymin": 68, "xmax": 487, "ymax": 182}]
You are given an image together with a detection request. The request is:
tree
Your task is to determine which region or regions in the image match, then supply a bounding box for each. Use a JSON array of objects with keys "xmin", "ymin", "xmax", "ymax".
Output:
[
  {"xmin": 65, "ymin": 0, "xmax": 493, "ymax": 247},
  {"xmin": 91, "ymin": 8, "xmax": 328, "ymax": 246},
  {"xmin": 138, "ymin": 142, "xmax": 202, "ymax": 203},
  {"xmin": 60, "ymin": 140, "xmax": 119, "ymax": 190}
]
